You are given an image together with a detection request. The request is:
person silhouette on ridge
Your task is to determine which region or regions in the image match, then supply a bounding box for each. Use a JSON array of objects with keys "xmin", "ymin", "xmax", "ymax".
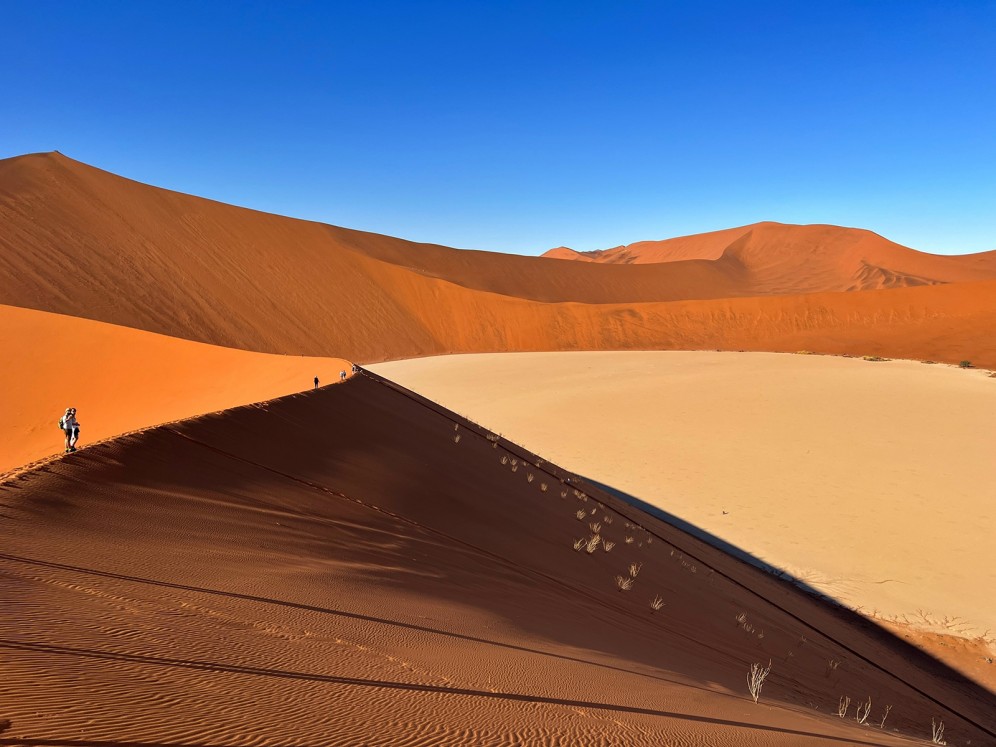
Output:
[{"xmin": 314, "ymin": 376, "xmax": 319, "ymax": 390}]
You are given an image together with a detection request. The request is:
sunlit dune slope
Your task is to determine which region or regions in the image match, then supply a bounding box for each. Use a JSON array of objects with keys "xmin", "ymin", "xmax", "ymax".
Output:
[
  {"xmin": 0, "ymin": 303, "xmax": 348, "ymax": 474},
  {"xmin": 543, "ymin": 222, "xmax": 996, "ymax": 293},
  {"xmin": 1, "ymin": 373, "xmax": 992, "ymax": 745},
  {"xmin": 2, "ymin": 152, "xmax": 995, "ymax": 367}
]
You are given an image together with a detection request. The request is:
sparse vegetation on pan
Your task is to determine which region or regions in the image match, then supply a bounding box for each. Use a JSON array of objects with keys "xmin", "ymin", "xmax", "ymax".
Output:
[
  {"xmin": 628, "ymin": 562, "xmax": 642, "ymax": 578},
  {"xmin": 959, "ymin": 360, "xmax": 972, "ymax": 368},
  {"xmin": 650, "ymin": 595, "xmax": 665, "ymax": 612},
  {"xmin": 585, "ymin": 535, "xmax": 601, "ymax": 554},
  {"xmin": 602, "ymin": 541, "xmax": 615, "ymax": 552},
  {"xmin": 573, "ymin": 538, "xmax": 586, "ymax": 551},
  {"xmin": 615, "ymin": 575, "xmax": 634, "ymax": 591}
]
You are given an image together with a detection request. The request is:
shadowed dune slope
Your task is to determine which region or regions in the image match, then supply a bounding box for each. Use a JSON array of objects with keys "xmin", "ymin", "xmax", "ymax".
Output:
[
  {"xmin": 2, "ymin": 152, "xmax": 995, "ymax": 367},
  {"xmin": 1, "ymin": 373, "xmax": 993, "ymax": 745},
  {"xmin": 543, "ymin": 222, "xmax": 996, "ymax": 294},
  {"xmin": 0, "ymin": 303, "xmax": 349, "ymax": 474}
]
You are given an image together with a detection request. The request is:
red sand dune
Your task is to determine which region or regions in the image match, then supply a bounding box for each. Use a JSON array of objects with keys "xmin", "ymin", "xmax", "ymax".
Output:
[
  {"xmin": 1, "ymin": 373, "xmax": 993, "ymax": 745},
  {"xmin": 543, "ymin": 222, "xmax": 996, "ymax": 294},
  {"xmin": 2, "ymin": 152, "xmax": 995, "ymax": 368},
  {"xmin": 0, "ymin": 303, "xmax": 349, "ymax": 474}
]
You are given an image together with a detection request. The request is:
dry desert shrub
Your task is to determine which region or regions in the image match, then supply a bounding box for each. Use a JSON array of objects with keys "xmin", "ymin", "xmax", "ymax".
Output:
[
  {"xmin": 746, "ymin": 661, "xmax": 771, "ymax": 704},
  {"xmin": 560, "ymin": 490, "xmax": 569, "ymax": 498},
  {"xmin": 650, "ymin": 595, "xmax": 665, "ymax": 612},
  {"xmin": 628, "ymin": 562, "xmax": 642, "ymax": 578},
  {"xmin": 878, "ymin": 704, "xmax": 892, "ymax": 729},
  {"xmin": 615, "ymin": 575, "xmax": 634, "ymax": 591},
  {"xmin": 585, "ymin": 535, "xmax": 601, "ymax": 554},
  {"xmin": 959, "ymin": 360, "xmax": 973, "ymax": 368},
  {"xmin": 854, "ymin": 696, "xmax": 871, "ymax": 725},
  {"xmin": 837, "ymin": 695, "xmax": 850, "ymax": 718},
  {"xmin": 825, "ymin": 657, "xmax": 840, "ymax": 676},
  {"xmin": 862, "ymin": 355, "xmax": 889, "ymax": 362},
  {"xmin": 589, "ymin": 522, "xmax": 602, "ymax": 533},
  {"xmin": 625, "ymin": 536, "xmax": 635, "ymax": 544},
  {"xmin": 500, "ymin": 455, "xmax": 508, "ymax": 465},
  {"xmin": 575, "ymin": 510, "xmax": 587, "ymax": 521},
  {"xmin": 526, "ymin": 473, "xmax": 534, "ymax": 483},
  {"xmin": 931, "ymin": 718, "xmax": 946, "ymax": 744},
  {"xmin": 539, "ymin": 482, "xmax": 548, "ymax": 492},
  {"xmin": 602, "ymin": 541, "xmax": 615, "ymax": 552},
  {"xmin": 573, "ymin": 538, "xmax": 586, "ymax": 552}
]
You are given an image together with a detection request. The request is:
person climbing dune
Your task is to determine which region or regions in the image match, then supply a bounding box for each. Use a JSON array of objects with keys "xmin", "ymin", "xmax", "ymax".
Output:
[{"xmin": 58, "ymin": 407, "xmax": 78, "ymax": 453}]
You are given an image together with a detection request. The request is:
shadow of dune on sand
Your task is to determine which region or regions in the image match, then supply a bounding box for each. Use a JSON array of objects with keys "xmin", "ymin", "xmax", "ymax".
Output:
[{"xmin": 1, "ymin": 371, "xmax": 993, "ymax": 745}]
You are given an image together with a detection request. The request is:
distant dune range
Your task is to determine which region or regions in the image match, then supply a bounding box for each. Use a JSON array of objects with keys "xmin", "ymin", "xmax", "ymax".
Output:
[
  {"xmin": 2, "ymin": 372, "xmax": 994, "ymax": 744},
  {"xmin": 2, "ymin": 152, "xmax": 995, "ymax": 367}
]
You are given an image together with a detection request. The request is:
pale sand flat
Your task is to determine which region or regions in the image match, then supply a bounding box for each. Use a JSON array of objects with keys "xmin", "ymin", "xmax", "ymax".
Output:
[{"xmin": 373, "ymin": 352, "xmax": 996, "ymax": 649}]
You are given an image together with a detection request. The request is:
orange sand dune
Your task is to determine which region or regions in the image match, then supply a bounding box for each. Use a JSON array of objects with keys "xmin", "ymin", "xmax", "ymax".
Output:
[
  {"xmin": 1, "ymin": 372, "xmax": 993, "ymax": 745},
  {"xmin": 2, "ymin": 152, "xmax": 995, "ymax": 369},
  {"xmin": 544, "ymin": 222, "xmax": 996, "ymax": 293},
  {"xmin": 0, "ymin": 303, "xmax": 348, "ymax": 474}
]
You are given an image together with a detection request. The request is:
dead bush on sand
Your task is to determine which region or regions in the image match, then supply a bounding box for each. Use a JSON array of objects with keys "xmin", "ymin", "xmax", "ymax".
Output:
[
  {"xmin": 573, "ymin": 538, "xmax": 586, "ymax": 552},
  {"xmin": 650, "ymin": 595, "xmax": 665, "ymax": 612},
  {"xmin": 746, "ymin": 661, "xmax": 771, "ymax": 704},
  {"xmin": 854, "ymin": 696, "xmax": 871, "ymax": 725},
  {"xmin": 837, "ymin": 695, "xmax": 850, "ymax": 718},
  {"xmin": 878, "ymin": 704, "xmax": 892, "ymax": 730},
  {"xmin": 603, "ymin": 541, "xmax": 615, "ymax": 552},
  {"xmin": 931, "ymin": 718, "xmax": 946, "ymax": 744},
  {"xmin": 628, "ymin": 562, "xmax": 642, "ymax": 578},
  {"xmin": 585, "ymin": 535, "xmax": 601, "ymax": 554}
]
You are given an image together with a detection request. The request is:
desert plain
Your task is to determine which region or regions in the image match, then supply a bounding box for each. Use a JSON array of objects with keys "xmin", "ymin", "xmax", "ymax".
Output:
[{"xmin": 1, "ymin": 152, "xmax": 995, "ymax": 745}]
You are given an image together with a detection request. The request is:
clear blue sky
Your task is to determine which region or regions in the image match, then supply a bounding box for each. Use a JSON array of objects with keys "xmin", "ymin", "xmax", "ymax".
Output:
[{"xmin": 2, "ymin": 1, "xmax": 994, "ymax": 254}]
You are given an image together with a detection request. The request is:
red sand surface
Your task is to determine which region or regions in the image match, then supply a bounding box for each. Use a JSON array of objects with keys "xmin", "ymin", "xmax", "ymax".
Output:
[
  {"xmin": 0, "ymin": 303, "xmax": 348, "ymax": 474},
  {"xmin": 2, "ymin": 152, "xmax": 995, "ymax": 368},
  {"xmin": 1, "ymin": 373, "xmax": 993, "ymax": 745}
]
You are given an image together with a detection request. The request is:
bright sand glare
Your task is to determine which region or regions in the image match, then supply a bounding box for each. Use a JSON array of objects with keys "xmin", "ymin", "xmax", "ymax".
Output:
[{"xmin": 373, "ymin": 352, "xmax": 996, "ymax": 641}]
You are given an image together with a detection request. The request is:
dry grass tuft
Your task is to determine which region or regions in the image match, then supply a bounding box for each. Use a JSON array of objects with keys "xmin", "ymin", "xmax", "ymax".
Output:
[
  {"xmin": 589, "ymin": 522, "xmax": 602, "ymax": 533},
  {"xmin": 573, "ymin": 538, "xmax": 586, "ymax": 552},
  {"xmin": 625, "ymin": 536, "xmax": 635, "ymax": 544},
  {"xmin": 540, "ymin": 482, "xmax": 548, "ymax": 492},
  {"xmin": 602, "ymin": 541, "xmax": 615, "ymax": 552},
  {"xmin": 453, "ymin": 434, "xmax": 461, "ymax": 444},
  {"xmin": 585, "ymin": 535, "xmax": 601, "ymax": 554},
  {"xmin": 615, "ymin": 575, "xmax": 634, "ymax": 591},
  {"xmin": 628, "ymin": 562, "xmax": 642, "ymax": 578},
  {"xmin": 650, "ymin": 595, "xmax": 665, "ymax": 612},
  {"xmin": 575, "ymin": 510, "xmax": 587, "ymax": 521}
]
